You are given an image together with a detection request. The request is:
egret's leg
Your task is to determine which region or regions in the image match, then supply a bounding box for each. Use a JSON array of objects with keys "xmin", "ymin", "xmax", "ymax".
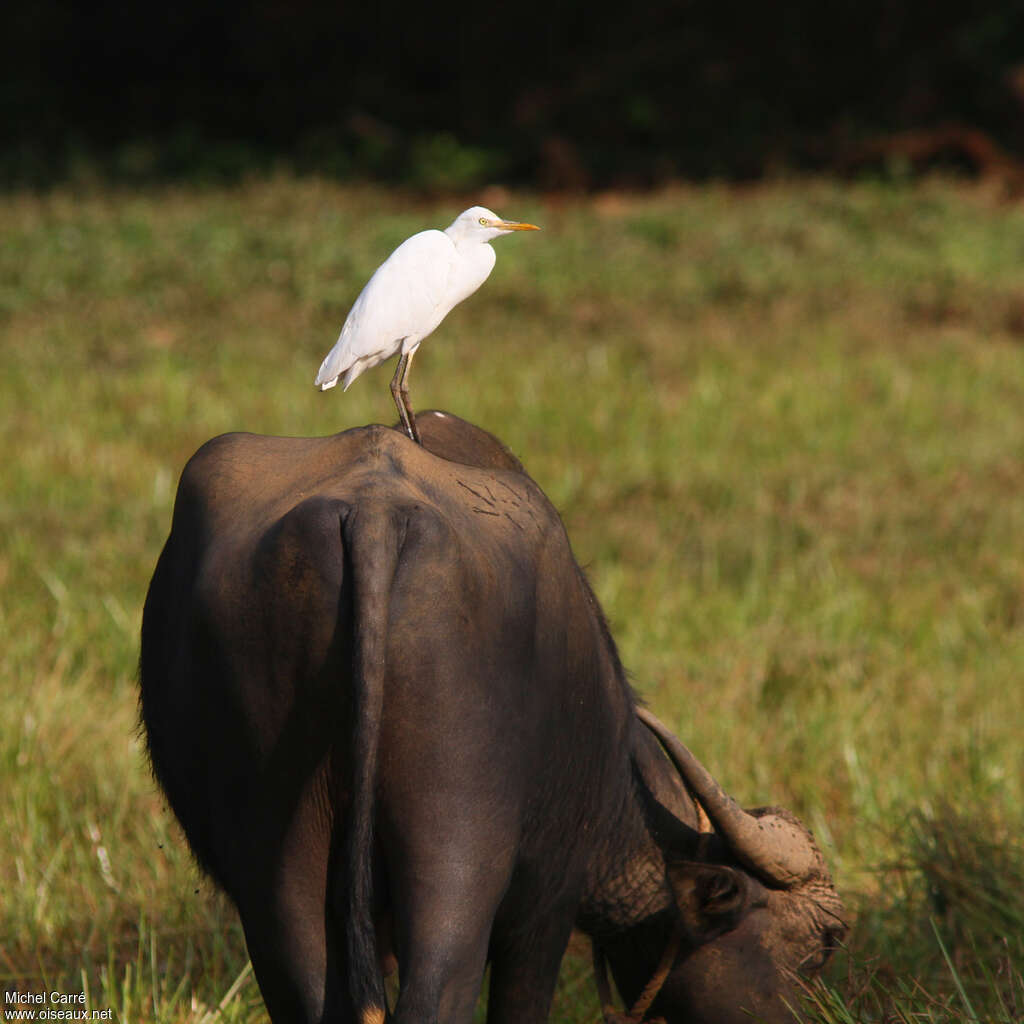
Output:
[
  {"xmin": 390, "ymin": 353, "xmax": 419, "ymax": 443},
  {"xmin": 395, "ymin": 349, "xmax": 421, "ymax": 445}
]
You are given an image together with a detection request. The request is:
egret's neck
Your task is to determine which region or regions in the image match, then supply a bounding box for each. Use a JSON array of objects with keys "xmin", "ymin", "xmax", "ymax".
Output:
[
  {"xmin": 446, "ymin": 235, "xmax": 497, "ymax": 306},
  {"xmin": 446, "ymin": 226, "xmax": 493, "ymax": 251}
]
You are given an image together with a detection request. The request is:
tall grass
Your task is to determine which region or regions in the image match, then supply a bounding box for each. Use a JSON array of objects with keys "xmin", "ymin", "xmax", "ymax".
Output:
[
  {"xmin": 801, "ymin": 806, "xmax": 1024, "ymax": 1022},
  {"xmin": 1, "ymin": 177, "xmax": 1022, "ymax": 1021}
]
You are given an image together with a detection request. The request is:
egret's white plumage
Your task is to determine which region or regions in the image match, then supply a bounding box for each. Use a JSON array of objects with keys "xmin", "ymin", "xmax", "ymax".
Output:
[{"xmin": 314, "ymin": 206, "xmax": 539, "ymax": 442}]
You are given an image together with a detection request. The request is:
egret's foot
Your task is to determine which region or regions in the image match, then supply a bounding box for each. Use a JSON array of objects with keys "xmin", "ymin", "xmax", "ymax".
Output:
[
  {"xmin": 390, "ymin": 351, "xmax": 421, "ymax": 444},
  {"xmin": 406, "ymin": 412, "xmax": 421, "ymax": 445},
  {"xmin": 390, "ymin": 388, "xmax": 420, "ymax": 444}
]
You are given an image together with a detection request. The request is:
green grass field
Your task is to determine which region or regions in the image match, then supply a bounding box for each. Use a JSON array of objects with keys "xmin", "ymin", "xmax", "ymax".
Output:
[{"xmin": 2, "ymin": 177, "xmax": 1023, "ymax": 1022}]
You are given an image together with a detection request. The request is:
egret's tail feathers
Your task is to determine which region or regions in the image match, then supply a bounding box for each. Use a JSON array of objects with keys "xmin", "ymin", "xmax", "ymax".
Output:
[
  {"xmin": 315, "ymin": 346, "xmax": 375, "ymax": 393},
  {"xmin": 342, "ymin": 360, "xmax": 370, "ymax": 392},
  {"xmin": 314, "ymin": 360, "xmax": 338, "ymax": 390},
  {"xmin": 314, "ymin": 337, "xmax": 349, "ymax": 391}
]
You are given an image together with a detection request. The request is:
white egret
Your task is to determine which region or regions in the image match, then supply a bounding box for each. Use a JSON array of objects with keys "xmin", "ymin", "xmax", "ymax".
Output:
[{"xmin": 314, "ymin": 206, "xmax": 539, "ymax": 443}]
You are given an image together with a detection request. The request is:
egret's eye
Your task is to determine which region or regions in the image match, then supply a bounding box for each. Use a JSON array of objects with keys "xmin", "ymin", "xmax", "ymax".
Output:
[{"xmin": 478, "ymin": 217, "xmax": 488, "ymax": 226}]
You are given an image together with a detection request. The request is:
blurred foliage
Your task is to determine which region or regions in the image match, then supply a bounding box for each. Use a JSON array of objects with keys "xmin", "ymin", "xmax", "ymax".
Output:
[{"xmin": 3, "ymin": 2, "xmax": 1024, "ymax": 188}]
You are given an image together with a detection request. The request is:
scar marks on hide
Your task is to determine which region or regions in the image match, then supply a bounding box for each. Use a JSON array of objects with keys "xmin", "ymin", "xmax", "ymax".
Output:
[
  {"xmin": 456, "ymin": 480, "xmax": 500, "ymax": 516},
  {"xmin": 456, "ymin": 478, "xmax": 497, "ymax": 505},
  {"xmin": 455, "ymin": 475, "xmax": 541, "ymax": 532}
]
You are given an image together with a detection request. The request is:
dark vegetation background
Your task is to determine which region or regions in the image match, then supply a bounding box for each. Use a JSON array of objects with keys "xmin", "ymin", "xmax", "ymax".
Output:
[{"xmin": 5, "ymin": 0, "xmax": 1024, "ymax": 189}]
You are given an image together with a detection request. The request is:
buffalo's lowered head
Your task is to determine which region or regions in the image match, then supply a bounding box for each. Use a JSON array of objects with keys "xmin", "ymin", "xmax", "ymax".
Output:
[{"xmin": 594, "ymin": 708, "xmax": 846, "ymax": 1024}]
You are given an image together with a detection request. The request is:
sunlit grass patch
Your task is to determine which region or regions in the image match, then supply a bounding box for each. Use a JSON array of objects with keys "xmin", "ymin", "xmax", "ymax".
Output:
[
  {"xmin": 2, "ymin": 176, "xmax": 1022, "ymax": 1021},
  {"xmin": 800, "ymin": 805, "xmax": 1024, "ymax": 1023}
]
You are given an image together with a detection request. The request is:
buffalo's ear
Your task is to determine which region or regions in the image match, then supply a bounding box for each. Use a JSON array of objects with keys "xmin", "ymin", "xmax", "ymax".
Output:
[{"xmin": 667, "ymin": 862, "xmax": 763, "ymax": 939}]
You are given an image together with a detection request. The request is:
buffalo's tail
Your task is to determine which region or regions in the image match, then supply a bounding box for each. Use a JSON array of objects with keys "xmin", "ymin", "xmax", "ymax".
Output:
[{"xmin": 339, "ymin": 501, "xmax": 403, "ymax": 1023}]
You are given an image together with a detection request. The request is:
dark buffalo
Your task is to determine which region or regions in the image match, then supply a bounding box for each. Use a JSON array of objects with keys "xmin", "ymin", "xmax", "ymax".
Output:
[{"xmin": 140, "ymin": 411, "xmax": 845, "ymax": 1024}]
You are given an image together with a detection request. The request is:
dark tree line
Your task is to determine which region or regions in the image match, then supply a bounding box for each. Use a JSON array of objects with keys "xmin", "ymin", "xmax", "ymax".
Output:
[{"xmin": 4, "ymin": 0, "xmax": 1024, "ymax": 188}]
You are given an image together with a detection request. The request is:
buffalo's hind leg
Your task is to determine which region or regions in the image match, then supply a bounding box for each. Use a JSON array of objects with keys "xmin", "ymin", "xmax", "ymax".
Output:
[
  {"xmin": 228, "ymin": 796, "xmax": 350, "ymax": 1023},
  {"xmin": 238, "ymin": 888, "xmax": 338, "ymax": 1024},
  {"xmin": 486, "ymin": 896, "xmax": 579, "ymax": 1024},
  {"xmin": 383, "ymin": 831, "xmax": 517, "ymax": 1024}
]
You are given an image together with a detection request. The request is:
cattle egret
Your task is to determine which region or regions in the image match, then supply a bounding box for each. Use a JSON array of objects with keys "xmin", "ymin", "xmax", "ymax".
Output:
[{"xmin": 314, "ymin": 206, "xmax": 539, "ymax": 443}]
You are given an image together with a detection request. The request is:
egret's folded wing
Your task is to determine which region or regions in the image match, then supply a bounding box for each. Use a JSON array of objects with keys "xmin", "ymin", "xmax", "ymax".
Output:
[
  {"xmin": 347, "ymin": 230, "xmax": 455, "ymax": 350},
  {"xmin": 315, "ymin": 230, "xmax": 455, "ymax": 389}
]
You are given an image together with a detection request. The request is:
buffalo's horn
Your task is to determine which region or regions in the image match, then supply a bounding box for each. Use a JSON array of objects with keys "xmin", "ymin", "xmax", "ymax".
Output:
[{"xmin": 636, "ymin": 706, "xmax": 817, "ymax": 888}]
